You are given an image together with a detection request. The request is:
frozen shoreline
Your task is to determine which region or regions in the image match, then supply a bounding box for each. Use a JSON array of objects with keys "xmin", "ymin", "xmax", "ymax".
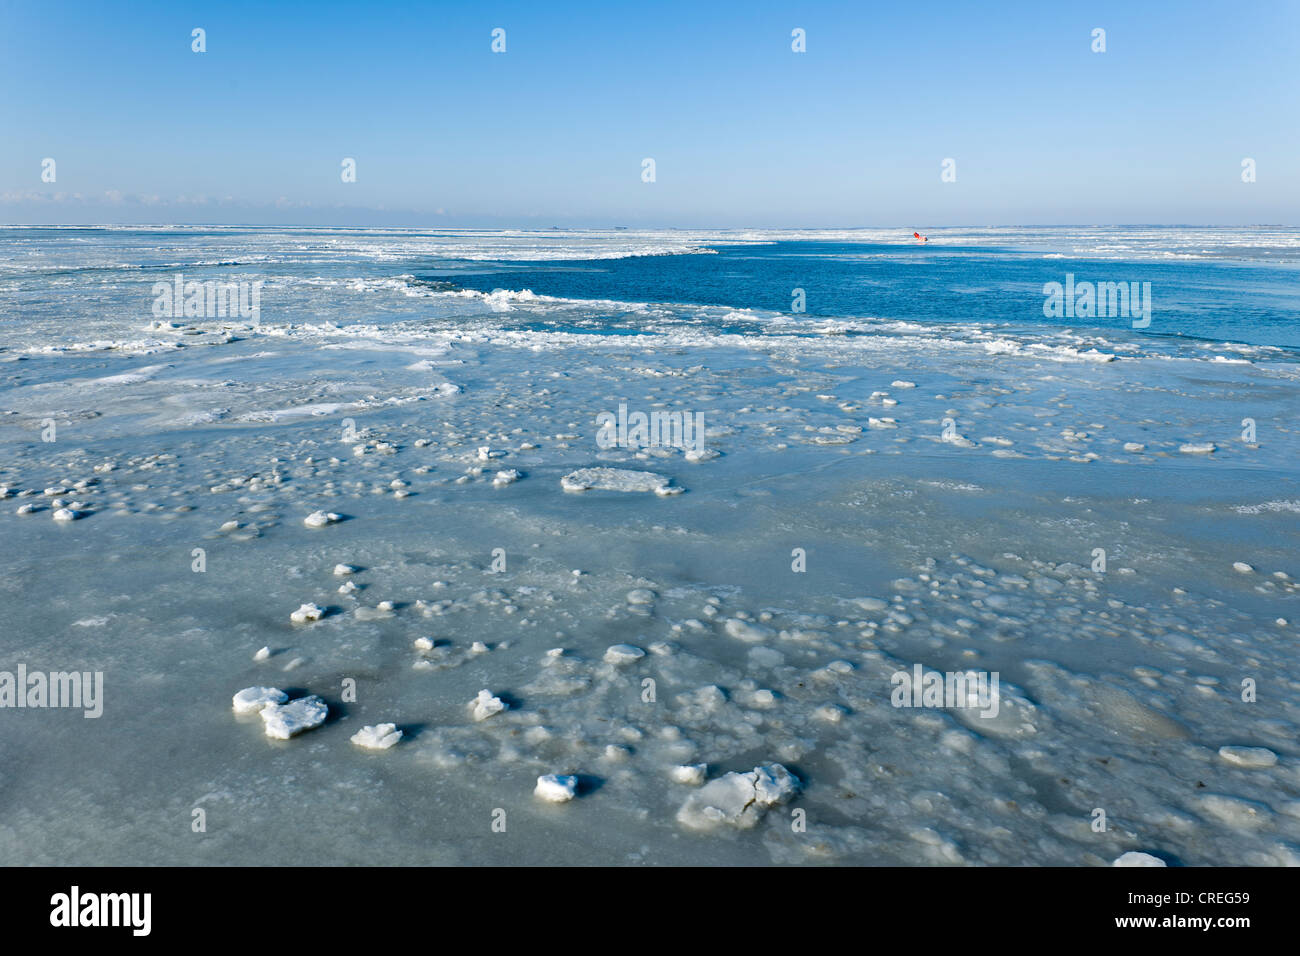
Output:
[{"xmin": 1, "ymin": 228, "xmax": 1297, "ymax": 865}]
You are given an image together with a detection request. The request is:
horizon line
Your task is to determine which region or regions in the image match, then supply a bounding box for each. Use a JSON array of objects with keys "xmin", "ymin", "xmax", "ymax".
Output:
[{"xmin": 2, "ymin": 222, "xmax": 1297, "ymax": 231}]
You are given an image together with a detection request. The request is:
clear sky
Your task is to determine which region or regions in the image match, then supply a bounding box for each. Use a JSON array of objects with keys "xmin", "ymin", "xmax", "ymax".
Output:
[{"xmin": 2, "ymin": 0, "xmax": 1297, "ymax": 227}]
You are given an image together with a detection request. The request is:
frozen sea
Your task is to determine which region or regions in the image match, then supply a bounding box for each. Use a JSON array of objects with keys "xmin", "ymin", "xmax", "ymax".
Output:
[{"xmin": 0, "ymin": 225, "xmax": 1297, "ymax": 865}]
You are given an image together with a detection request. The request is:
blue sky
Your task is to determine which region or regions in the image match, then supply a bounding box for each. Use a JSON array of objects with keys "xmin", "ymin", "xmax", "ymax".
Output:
[{"xmin": 2, "ymin": 0, "xmax": 1297, "ymax": 226}]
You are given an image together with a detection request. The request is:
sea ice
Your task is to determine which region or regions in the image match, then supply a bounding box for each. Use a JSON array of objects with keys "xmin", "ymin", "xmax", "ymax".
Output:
[
  {"xmin": 253, "ymin": 646, "xmax": 270, "ymax": 662},
  {"xmin": 1218, "ymin": 746, "xmax": 1277, "ymax": 768},
  {"xmin": 351, "ymin": 723, "xmax": 403, "ymax": 750},
  {"xmin": 290, "ymin": 603, "xmax": 325, "ymax": 624},
  {"xmin": 1112, "ymin": 851, "xmax": 1166, "ymax": 867},
  {"xmin": 560, "ymin": 467, "xmax": 681, "ymax": 496},
  {"xmin": 303, "ymin": 510, "xmax": 342, "ymax": 528},
  {"xmin": 604, "ymin": 644, "xmax": 645, "ymax": 664},
  {"xmin": 232, "ymin": 686, "xmax": 288, "ymax": 715},
  {"xmin": 676, "ymin": 764, "xmax": 799, "ymax": 830},
  {"xmin": 670, "ymin": 764, "xmax": 707, "ymax": 786},
  {"xmin": 52, "ymin": 508, "xmax": 80, "ymax": 522},
  {"xmin": 534, "ymin": 774, "xmax": 578, "ymax": 802},
  {"xmin": 723, "ymin": 618, "xmax": 775, "ymax": 643},
  {"xmin": 470, "ymin": 689, "xmax": 507, "ymax": 721},
  {"xmin": 261, "ymin": 695, "xmax": 328, "ymax": 739}
]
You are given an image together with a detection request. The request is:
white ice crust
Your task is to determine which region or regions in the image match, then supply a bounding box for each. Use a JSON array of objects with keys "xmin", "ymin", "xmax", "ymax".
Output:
[
  {"xmin": 560, "ymin": 467, "xmax": 681, "ymax": 496},
  {"xmin": 676, "ymin": 763, "xmax": 799, "ymax": 829},
  {"xmin": 351, "ymin": 723, "xmax": 403, "ymax": 749},
  {"xmin": 470, "ymin": 689, "xmax": 507, "ymax": 721},
  {"xmin": 1112, "ymin": 851, "xmax": 1167, "ymax": 867},
  {"xmin": 290, "ymin": 603, "xmax": 325, "ymax": 623},
  {"xmin": 232, "ymin": 686, "xmax": 288, "ymax": 715},
  {"xmin": 304, "ymin": 510, "xmax": 342, "ymax": 527},
  {"xmin": 261, "ymin": 695, "xmax": 328, "ymax": 739},
  {"xmin": 534, "ymin": 773, "xmax": 578, "ymax": 802}
]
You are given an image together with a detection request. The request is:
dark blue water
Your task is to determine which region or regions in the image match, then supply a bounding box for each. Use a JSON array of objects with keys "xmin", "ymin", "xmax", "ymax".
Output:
[{"xmin": 429, "ymin": 242, "xmax": 1300, "ymax": 349}]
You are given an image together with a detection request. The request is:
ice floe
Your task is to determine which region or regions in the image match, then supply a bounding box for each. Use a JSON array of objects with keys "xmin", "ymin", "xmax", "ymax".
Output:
[
  {"xmin": 676, "ymin": 764, "xmax": 799, "ymax": 830},
  {"xmin": 603, "ymin": 644, "xmax": 645, "ymax": 665},
  {"xmin": 469, "ymin": 689, "xmax": 507, "ymax": 721},
  {"xmin": 232, "ymin": 686, "xmax": 288, "ymax": 715},
  {"xmin": 534, "ymin": 774, "xmax": 578, "ymax": 802},
  {"xmin": 351, "ymin": 723, "xmax": 403, "ymax": 749},
  {"xmin": 670, "ymin": 764, "xmax": 708, "ymax": 786},
  {"xmin": 261, "ymin": 695, "xmax": 328, "ymax": 739},
  {"xmin": 1218, "ymin": 746, "xmax": 1277, "ymax": 768},
  {"xmin": 560, "ymin": 467, "xmax": 681, "ymax": 495},
  {"xmin": 290, "ymin": 603, "xmax": 325, "ymax": 624}
]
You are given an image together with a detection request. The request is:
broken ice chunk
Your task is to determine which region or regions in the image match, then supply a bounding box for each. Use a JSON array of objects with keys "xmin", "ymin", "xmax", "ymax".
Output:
[
  {"xmin": 1112, "ymin": 851, "xmax": 1166, "ymax": 867},
  {"xmin": 723, "ymin": 618, "xmax": 774, "ymax": 643},
  {"xmin": 351, "ymin": 723, "xmax": 403, "ymax": 750},
  {"xmin": 670, "ymin": 764, "xmax": 707, "ymax": 786},
  {"xmin": 684, "ymin": 447, "xmax": 719, "ymax": 463},
  {"xmin": 1218, "ymin": 745, "xmax": 1277, "ymax": 768},
  {"xmin": 676, "ymin": 764, "xmax": 799, "ymax": 830},
  {"xmin": 232, "ymin": 686, "xmax": 288, "ymax": 715},
  {"xmin": 534, "ymin": 774, "xmax": 578, "ymax": 802},
  {"xmin": 290, "ymin": 603, "xmax": 325, "ymax": 624},
  {"xmin": 560, "ymin": 467, "xmax": 681, "ymax": 496},
  {"xmin": 469, "ymin": 689, "xmax": 507, "ymax": 721},
  {"xmin": 604, "ymin": 644, "xmax": 646, "ymax": 665},
  {"xmin": 304, "ymin": 510, "xmax": 342, "ymax": 528},
  {"xmin": 261, "ymin": 695, "xmax": 328, "ymax": 739}
]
